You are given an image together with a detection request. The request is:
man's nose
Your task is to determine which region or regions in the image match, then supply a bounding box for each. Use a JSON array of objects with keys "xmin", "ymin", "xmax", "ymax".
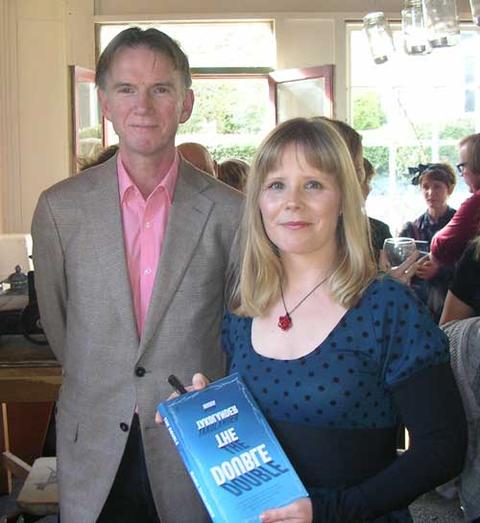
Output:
[{"xmin": 136, "ymin": 90, "xmax": 153, "ymax": 113}]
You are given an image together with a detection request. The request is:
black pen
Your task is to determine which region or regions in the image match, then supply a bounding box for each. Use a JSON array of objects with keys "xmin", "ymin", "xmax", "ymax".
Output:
[{"xmin": 167, "ymin": 374, "xmax": 188, "ymax": 395}]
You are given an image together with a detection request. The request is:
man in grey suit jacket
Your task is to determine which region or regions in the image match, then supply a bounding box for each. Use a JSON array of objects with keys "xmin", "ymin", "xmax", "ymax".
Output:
[{"xmin": 32, "ymin": 27, "xmax": 242, "ymax": 523}]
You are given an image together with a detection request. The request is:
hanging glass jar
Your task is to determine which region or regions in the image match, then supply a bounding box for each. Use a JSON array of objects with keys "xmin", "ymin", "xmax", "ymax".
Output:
[
  {"xmin": 363, "ymin": 12, "xmax": 395, "ymax": 64},
  {"xmin": 402, "ymin": 0, "xmax": 431, "ymax": 54},
  {"xmin": 470, "ymin": 0, "xmax": 480, "ymax": 25},
  {"xmin": 422, "ymin": 0, "xmax": 460, "ymax": 48}
]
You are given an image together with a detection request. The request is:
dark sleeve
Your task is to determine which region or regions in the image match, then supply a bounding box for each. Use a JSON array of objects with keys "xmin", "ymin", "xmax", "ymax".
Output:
[
  {"xmin": 431, "ymin": 191, "xmax": 480, "ymax": 265},
  {"xmin": 450, "ymin": 243, "xmax": 480, "ymax": 311},
  {"xmin": 310, "ymin": 363, "xmax": 467, "ymax": 523},
  {"xmin": 309, "ymin": 280, "xmax": 468, "ymax": 522},
  {"xmin": 398, "ymin": 222, "xmax": 413, "ymax": 239}
]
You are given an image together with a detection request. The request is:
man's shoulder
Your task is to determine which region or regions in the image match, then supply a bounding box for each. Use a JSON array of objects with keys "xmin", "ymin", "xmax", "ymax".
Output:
[
  {"xmin": 460, "ymin": 189, "xmax": 480, "ymax": 209},
  {"xmin": 178, "ymin": 161, "xmax": 243, "ymax": 209},
  {"xmin": 42, "ymin": 158, "xmax": 116, "ymax": 201}
]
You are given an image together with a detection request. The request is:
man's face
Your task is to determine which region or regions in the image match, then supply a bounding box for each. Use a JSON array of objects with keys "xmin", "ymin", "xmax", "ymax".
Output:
[
  {"xmin": 459, "ymin": 143, "xmax": 480, "ymax": 193},
  {"xmin": 98, "ymin": 46, "xmax": 193, "ymax": 160}
]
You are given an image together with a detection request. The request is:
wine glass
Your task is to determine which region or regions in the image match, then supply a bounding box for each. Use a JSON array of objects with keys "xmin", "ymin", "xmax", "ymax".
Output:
[{"xmin": 383, "ymin": 237, "xmax": 416, "ymax": 268}]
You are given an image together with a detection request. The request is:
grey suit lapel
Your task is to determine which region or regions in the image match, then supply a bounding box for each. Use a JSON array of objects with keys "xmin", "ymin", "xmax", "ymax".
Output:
[
  {"xmin": 139, "ymin": 162, "xmax": 214, "ymax": 352},
  {"xmin": 81, "ymin": 157, "xmax": 138, "ymax": 345}
]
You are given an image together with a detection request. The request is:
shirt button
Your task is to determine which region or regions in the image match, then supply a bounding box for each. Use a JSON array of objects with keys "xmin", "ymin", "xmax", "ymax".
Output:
[
  {"xmin": 119, "ymin": 422, "xmax": 129, "ymax": 432},
  {"xmin": 145, "ymin": 221, "xmax": 151, "ymax": 229},
  {"xmin": 144, "ymin": 268, "xmax": 152, "ymax": 275},
  {"xmin": 135, "ymin": 366, "xmax": 146, "ymax": 377}
]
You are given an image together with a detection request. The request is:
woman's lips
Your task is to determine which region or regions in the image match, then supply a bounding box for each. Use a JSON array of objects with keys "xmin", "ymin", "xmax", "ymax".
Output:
[{"xmin": 281, "ymin": 221, "xmax": 309, "ymax": 229}]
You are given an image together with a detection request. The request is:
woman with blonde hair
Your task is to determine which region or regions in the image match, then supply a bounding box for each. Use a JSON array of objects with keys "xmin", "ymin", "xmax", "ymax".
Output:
[{"xmin": 221, "ymin": 117, "xmax": 466, "ymax": 522}]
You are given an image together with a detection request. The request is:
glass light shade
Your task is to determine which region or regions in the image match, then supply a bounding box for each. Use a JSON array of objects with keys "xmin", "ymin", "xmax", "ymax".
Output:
[
  {"xmin": 402, "ymin": 0, "xmax": 431, "ymax": 55},
  {"xmin": 422, "ymin": 0, "xmax": 460, "ymax": 48},
  {"xmin": 470, "ymin": 0, "xmax": 480, "ymax": 25},
  {"xmin": 363, "ymin": 12, "xmax": 395, "ymax": 64}
]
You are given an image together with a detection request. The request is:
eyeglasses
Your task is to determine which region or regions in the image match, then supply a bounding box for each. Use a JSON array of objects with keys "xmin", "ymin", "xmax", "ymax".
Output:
[{"xmin": 456, "ymin": 162, "xmax": 468, "ymax": 175}]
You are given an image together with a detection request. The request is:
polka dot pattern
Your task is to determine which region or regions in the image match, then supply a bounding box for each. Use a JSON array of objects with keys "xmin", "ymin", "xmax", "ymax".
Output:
[{"xmin": 222, "ymin": 277, "xmax": 449, "ymax": 430}]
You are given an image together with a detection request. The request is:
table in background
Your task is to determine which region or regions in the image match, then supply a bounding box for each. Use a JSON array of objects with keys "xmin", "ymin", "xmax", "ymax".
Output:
[{"xmin": 0, "ymin": 336, "xmax": 61, "ymax": 494}]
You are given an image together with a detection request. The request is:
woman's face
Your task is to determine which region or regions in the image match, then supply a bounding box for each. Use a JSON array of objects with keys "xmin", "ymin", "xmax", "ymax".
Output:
[
  {"xmin": 258, "ymin": 143, "xmax": 342, "ymax": 261},
  {"xmin": 420, "ymin": 175, "xmax": 451, "ymax": 214},
  {"xmin": 459, "ymin": 143, "xmax": 480, "ymax": 193}
]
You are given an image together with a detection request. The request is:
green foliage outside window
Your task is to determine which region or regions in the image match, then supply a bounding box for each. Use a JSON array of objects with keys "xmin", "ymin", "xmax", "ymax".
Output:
[
  {"xmin": 439, "ymin": 117, "xmax": 475, "ymax": 140},
  {"xmin": 396, "ymin": 146, "xmax": 432, "ymax": 179},
  {"xmin": 439, "ymin": 145, "xmax": 459, "ymax": 167},
  {"xmin": 352, "ymin": 92, "xmax": 387, "ymax": 131},
  {"xmin": 180, "ymin": 80, "xmax": 267, "ymax": 135},
  {"xmin": 79, "ymin": 125, "xmax": 102, "ymax": 139},
  {"xmin": 209, "ymin": 144, "xmax": 257, "ymax": 164},
  {"xmin": 363, "ymin": 146, "xmax": 389, "ymax": 177}
]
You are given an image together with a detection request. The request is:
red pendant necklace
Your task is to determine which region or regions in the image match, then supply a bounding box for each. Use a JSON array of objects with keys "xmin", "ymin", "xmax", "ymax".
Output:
[{"xmin": 278, "ymin": 274, "xmax": 330, "ymax": 331}]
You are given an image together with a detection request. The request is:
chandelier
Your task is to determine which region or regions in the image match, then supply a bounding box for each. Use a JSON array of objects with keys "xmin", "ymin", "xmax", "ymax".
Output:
[{"xmin": 363, "ymin": 0, "xmax": 479, "ymax": 63}]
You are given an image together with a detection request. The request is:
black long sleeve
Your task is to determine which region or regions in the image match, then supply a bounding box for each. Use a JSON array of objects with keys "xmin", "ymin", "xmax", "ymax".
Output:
[{"xmin": 311, "ymin": 363, "xmax": 467, "ymax": 522}]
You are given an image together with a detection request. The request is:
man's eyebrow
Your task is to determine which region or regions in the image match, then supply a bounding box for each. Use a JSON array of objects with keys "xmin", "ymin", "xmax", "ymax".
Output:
[
  {"xmin": 111, "ymin": 81, "xmax": 176, "ymax": 89},
  {"xmin": 112, "ymin": 82, "xmax": 134, "ymax": 89},
  {"xmin": 151, "ymin": 81, "xmax": 175, "ymax": 88}
]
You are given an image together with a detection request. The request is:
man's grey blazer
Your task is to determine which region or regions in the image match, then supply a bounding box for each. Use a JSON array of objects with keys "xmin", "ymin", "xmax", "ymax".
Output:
[{"xmin": 32, "ymin": 155, "xmax": 242, "ymax": 523}]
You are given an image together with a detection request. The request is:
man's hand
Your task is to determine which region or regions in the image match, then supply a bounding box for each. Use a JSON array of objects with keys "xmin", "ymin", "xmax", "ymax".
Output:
[
  {"xmin": 155, "ymin": 373, "xmax": 210, "ymax": 424},
  {"xmin": 260, "ymin": 498, "xmax": 312, "ymax": 523},
  {"xmin": 415, "ymin": 255, "xmax": 439, "ymax": 280}
]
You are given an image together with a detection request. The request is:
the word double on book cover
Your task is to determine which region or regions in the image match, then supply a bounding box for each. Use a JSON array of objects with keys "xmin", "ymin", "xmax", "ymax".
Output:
[{"xmin": 158, "ymin": 373, "xmax": 308, "ymax": 523}]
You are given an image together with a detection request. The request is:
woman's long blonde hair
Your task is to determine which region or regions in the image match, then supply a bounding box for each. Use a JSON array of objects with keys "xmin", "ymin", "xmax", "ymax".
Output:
[{"xmin": 232, "ymin": 117, "xmax": 376, "ymax": 317}]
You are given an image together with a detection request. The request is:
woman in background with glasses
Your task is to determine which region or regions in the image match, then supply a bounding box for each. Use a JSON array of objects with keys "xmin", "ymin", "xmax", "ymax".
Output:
[{"xmin": 431, "ymin": 134, "xmax": 480, "ymax": 267}]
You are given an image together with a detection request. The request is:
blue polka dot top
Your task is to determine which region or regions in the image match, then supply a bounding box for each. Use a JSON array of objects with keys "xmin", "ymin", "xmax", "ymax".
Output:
[{"xmin": 222, "ymin": 277, "xmax": 449, "ymax": 430}]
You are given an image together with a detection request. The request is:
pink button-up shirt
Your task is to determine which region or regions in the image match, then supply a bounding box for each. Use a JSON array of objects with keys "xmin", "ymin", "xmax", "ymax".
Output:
[{"xmin": 117, "ymin": 153, "xmax": 180, "ymax": 335}]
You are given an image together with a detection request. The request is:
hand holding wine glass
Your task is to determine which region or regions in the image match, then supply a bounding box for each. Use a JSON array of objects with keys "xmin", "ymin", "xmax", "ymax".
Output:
[
  {"xmin": 383, "ymin": 237, "xmax": 417, "ymax": 267},
  {"xmin": 380, "ymin": 238, "xmax": 421, "ymax": 285}
]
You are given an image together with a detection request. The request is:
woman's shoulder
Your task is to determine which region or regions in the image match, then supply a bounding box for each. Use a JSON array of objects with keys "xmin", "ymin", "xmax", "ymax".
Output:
[
  {"xmin": 359, "ymin": 276, "xmax": 426, "ymax": 320},
  {"xmin": 362, "ymin": 276, "xmax": 413, "ymax": 301},
  {"xmin": 222, "ymin": 311, "xmax": 252, "ymax": 331}
]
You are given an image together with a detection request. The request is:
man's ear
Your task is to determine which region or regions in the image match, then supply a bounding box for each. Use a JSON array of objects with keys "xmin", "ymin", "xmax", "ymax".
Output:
[
  {"xmin": 98, "ymin": 89, "xmax": 112, "ymax": 121},
  {"xmin": 179, "ymin": 89, "xmax": 194, "ymax": 124}
]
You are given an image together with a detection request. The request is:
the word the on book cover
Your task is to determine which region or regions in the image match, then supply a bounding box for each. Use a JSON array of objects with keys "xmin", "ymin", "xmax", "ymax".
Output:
[{"xmin": 157, "ymin": 373, "xmax": 308, "ymax": 523}]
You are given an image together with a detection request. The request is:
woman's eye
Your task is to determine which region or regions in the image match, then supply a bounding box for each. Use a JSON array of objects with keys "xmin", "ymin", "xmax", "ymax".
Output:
[
  {"xmin": 267, "ymin": 181, "xmax": 284, "ymax": 190},
  {"xmin": 305, "ymin": 180, "xmax": 323, "ymax": 190}
]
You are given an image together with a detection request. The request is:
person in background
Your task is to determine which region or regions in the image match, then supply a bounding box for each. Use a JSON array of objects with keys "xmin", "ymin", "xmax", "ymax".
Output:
[
  {"xmin": 400, "ymin": 163, "xmax": 456, "ymax": 242},
  {"xmin": 77, "ymin": 144, "xmax": 119, "ymax": 171},
  {"xmin": 222, "ymin": 117, "xmax": 466, "ymax": 523},
  {"xmin": 399, "ymin": 163, "xmax": 456, "ymax": 322},
  {"xmin": 217, "ymin": 158, "xmax": 250, "ymax": 192},
  {"xmin": 363, "ymin": 158, "xmax": 392, "ymax": 263},
  {"xmin": 177, "ymin": 141, "xmax": 217, "ymax": 176},
  {"xmin": 316, "ymin": 118, "xmax": 414, "ymax": 276},
  {"xmin": 431, "ymin": 133, "xmax": 480, "ymax": 266},
  {"xmin": 440, "ymin": 316, "xmax": 480, "ymax": 523},
  {"xmin": 440, "ymin": 236, "xmax": 480, "ymax": 325},
  {"xmin": 32, "ymin": 27, "xmax": 241, "ymax": 523}
]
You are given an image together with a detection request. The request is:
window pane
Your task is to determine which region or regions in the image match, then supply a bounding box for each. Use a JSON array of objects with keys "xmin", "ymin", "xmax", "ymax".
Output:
[
  {"xmin": 177, "ymin": 78, "xmax": 271, "ymax": 163},
  {"xmin": 350, "ymin": 24, "xmax": 479, "ymax": 232},
  {"xmin": 99, "ymin": 22, "xmax": 275, "ymax": 68}
]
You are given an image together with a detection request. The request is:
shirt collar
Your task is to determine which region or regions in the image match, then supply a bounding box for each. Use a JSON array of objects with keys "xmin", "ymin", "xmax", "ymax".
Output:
[{"xmin": 117, "ymin": 151, "xmax": 180, "ymax": 204}]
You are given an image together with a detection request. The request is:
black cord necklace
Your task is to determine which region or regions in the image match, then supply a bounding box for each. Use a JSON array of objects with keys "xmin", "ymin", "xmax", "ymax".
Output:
[{"xmin": 278, "ymin": 274, "xmax": 330, "ymax": 331}]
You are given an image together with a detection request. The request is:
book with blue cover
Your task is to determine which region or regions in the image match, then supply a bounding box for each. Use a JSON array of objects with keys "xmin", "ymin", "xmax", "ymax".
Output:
[{"xmin": 157, "ymin": 373, "xmax": 308, "ymax": 523}]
